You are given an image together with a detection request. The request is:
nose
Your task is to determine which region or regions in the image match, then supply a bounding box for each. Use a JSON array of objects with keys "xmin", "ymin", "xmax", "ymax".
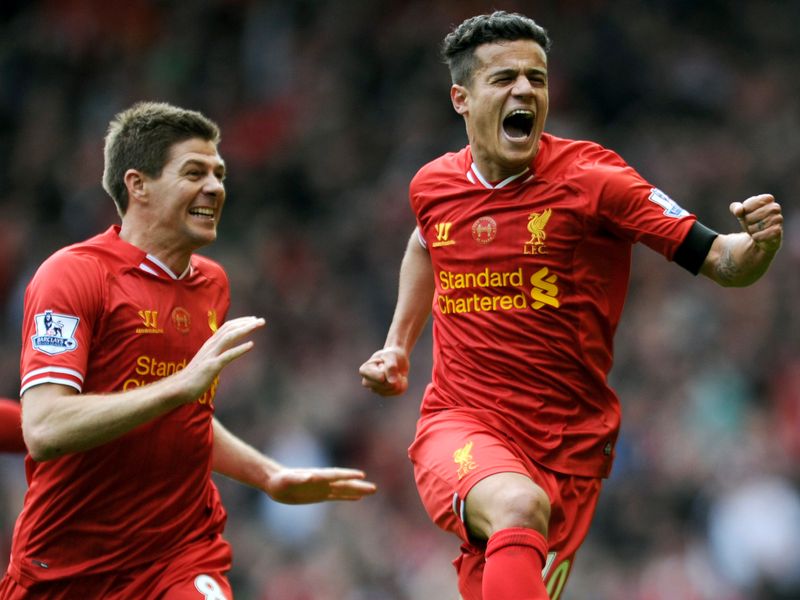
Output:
[
  {"xmin": 203, "ymin": 174, "xmax": 225, "ymax": 197},
  {"xmin": 511, "ymin": 74, "xmax": 534, "ymax": 97}
]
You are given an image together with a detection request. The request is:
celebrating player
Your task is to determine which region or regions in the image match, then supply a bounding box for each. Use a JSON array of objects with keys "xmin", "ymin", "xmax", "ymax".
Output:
[
  {"xmin": 359, "ymin": 11, "xmax": 782, "ymax": 600},
  {"xmin": 0, "ymin": 102, "xmax": 376, "ymax": 600}
]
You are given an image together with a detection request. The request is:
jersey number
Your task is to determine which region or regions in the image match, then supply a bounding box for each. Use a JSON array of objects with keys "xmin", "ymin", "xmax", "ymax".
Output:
[{"xmin": 194, "ymin": 574, "xmax": 228, "ymax": 600}]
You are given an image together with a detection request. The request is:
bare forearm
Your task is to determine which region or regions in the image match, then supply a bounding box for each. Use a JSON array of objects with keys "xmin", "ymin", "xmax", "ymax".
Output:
[
  {"xmin": 211, "ymin": 418, "xmax": 280, "ymax": 490},
  {"xmin": 22, "ymin": 378, "xmax": 188, "ymax": 461},
  {"xmin": 385, "ymin": 232, "xmax": 435, "ymax": 352},
  {"xmin": 359, "ymin": 232, "xmax": 434, "ymax": 396},
  {"xmin": 701, "ymin": 232, "xmax": 778, "ymax": 287}
]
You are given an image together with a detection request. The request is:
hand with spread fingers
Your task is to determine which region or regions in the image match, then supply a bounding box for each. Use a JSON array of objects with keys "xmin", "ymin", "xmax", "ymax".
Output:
[{"xmin": 265, "ymin": 467, "xmax": 378, "ymax": 504}]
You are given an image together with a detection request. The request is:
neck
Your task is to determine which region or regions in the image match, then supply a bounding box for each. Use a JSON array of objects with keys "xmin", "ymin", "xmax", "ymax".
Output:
[
  {"xmin": 119, "ymin": 221, "xmax": 192, "ymax": 276},
  {"xmin": 470, "ymin": 158, "xmax": 529, "ymax": 188},
  {"xmin": 470, "ymin": 152, "xmax": 531, "ymax": 184}
]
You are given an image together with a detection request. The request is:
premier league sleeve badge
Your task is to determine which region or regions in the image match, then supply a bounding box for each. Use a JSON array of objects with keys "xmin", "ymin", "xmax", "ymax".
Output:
[{"xmin": 31, "ymin": 310, "xmax": 80, "ymax": 355}]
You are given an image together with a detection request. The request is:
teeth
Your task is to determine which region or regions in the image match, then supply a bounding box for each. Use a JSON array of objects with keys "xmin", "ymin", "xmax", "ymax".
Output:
[
  {"xmin": 190, "ymin": 207, "xmax": 215, "ymax": 217},
  {"xmin": 507, "ymin": 109, "xmax": 534, "ymax": 118}
]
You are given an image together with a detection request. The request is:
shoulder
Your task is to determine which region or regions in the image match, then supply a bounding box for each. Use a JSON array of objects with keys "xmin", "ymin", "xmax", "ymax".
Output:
[
  {"xmin": 32, "ymin": 233, "xmax": 110, "ymax": 284},
  {"xmin": 410, "ymin": 147, "xmax": 470, "ymax": 193},
  {"xmin": 539, "ymin": 134, "xmax": 628, "ymax": 175},
  {"xmin": 191, "ymin": 254, "xmax": 229, "ymax": 288}
]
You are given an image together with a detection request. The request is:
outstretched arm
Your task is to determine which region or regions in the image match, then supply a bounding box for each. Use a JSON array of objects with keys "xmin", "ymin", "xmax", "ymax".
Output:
[
  {"xmin": 700, "ymin": 194, "xmax": 783, "ymax": 287},
  {"xmin": 211, "ymin": 419, "xmax": 377, "ymax": 503},
  {"xmin": 22, "ymin": 316, "xmax": 265, "ymax": 461},
  {"xmin": 359, "ymin": 230, "xmax": 435, "ymax": 396}
]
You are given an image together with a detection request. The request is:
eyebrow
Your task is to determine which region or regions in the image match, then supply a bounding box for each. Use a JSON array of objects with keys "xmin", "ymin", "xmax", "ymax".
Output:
[
  {"xmin": 489, "ymin": 66, "xmax": 547, "ymax": 78},
  {"xmin": 180, "ymin": 158, "xmax": 226, "ymax": 175}
]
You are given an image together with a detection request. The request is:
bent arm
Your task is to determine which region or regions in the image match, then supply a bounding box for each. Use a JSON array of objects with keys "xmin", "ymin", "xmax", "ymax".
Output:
[
  {"xmin": 212, "ymin": 418, "xmax": 377, "ymax": 503},
  {"xmin": 22, "ymin": 380, "xmax": 189, "ymax": 461},
  {"xmin": 22, "ymin": 316, "xmax": 264, "ymax": 461},
  {"xmin": 700, "ymin": 195, "xmax": 783, "ymax": 287},
  {"xmin": 359, "ymin": 230, "xmax": 435, "ymax": 396},
  {"xmin": 211, "ymin": 417, "xmax": 280, "ymax": 488},
  {"xmin": 385, "ymin": 230, "xmax": 436, "ymax": 352}
]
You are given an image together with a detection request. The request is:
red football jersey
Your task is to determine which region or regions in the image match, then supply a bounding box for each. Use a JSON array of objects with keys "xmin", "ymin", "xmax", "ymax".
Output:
[
  {"xmin": 10, "ymin": 226, "xmax": 231, "ymax": 585},
  {"xmin": 411, "ymin": 134, "xmax": 696, "ymax": 478}
]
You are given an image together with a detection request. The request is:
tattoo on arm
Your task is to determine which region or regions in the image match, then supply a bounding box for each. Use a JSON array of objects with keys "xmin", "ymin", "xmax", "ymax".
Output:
[{"xmin": 716, "ymin": 243, "xmax": 739, "ymax": 284}]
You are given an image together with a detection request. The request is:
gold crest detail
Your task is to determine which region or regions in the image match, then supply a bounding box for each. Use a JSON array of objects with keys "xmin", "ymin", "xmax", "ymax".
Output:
[
  {"xmin": 524, "ymin": 208, "xmax": 552, "ymax": 255},
  {"xmin": 453, "ymin": 440, "xmax": 478, "ymax": 480}
]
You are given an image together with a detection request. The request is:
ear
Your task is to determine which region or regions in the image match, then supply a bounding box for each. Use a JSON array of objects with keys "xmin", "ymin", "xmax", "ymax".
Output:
[
  {"xmin": 450, "ymin": 84, "xmax": 469, "ymax": 116},
  {"xmin": 123, "ymin": 169, "xmax": 147, "ymax": 205}
]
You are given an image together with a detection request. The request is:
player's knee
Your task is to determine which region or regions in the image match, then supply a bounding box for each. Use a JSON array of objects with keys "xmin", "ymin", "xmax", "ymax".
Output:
[
  {"xmin": 467, "ymin": 477, "xmax": 551, "ymax": 539},
  {"xmin": 490, "ymin": 484, "xmax": 551, "ymax": 536}
]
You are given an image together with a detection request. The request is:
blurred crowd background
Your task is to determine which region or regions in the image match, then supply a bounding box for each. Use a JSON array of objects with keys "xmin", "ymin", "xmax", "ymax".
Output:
[{"xmin": 1, "ymin": 1, "xmax": 799, "ymax": 598}]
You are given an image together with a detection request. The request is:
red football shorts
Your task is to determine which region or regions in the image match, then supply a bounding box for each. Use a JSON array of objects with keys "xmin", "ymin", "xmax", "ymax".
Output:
[
  {"xmin": 408, "ymin": 409, "xmax": 603, "ymax": 600},
  {"xmin": 0, "ymin": 534, "xmax": 233, "ymax": 599}
]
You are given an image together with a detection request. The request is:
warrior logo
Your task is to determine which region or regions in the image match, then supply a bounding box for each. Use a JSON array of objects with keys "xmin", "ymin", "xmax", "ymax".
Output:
[
  {"xmin": 31, "ymin": 310, "xmax": 79, "ymax": 355},
  {"xmin": 453, "ymin": 440, "xmax": 478, "ymax": 480},
  {"xmin": 136, "ymin": 309, "xmax": 163, "ymax": 334},
  {"xmin": 433, "ymin": 222, "xmax": 455, "ymax": 247},
  {"xmin": 524, "ymin": 208, "xmax": 552, "ymax": 255}
]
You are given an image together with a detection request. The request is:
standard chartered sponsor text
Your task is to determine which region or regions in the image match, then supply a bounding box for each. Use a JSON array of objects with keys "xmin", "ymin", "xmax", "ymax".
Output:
[
  {"xmin": 439, "ymin": 267, "xmax": 524, "ymax": 290},
  {"xmin": 438, "ymin": 267, "xmax": 529, "ymax": 315}
]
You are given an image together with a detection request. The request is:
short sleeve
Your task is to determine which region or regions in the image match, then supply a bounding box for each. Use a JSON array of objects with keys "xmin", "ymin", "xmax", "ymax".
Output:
[
  {"xmin": 590, "ymin": 149, "xmax": 695, "ymax": 260},
  {"xmin": 20, "ymin": 250, "xmax": 104, "ymax": 395}
]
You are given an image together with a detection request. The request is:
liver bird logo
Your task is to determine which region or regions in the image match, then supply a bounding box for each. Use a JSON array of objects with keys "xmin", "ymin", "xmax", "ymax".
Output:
[
  {"xmin": 527, "ymin": 208, "xmax": 552, "ymax": 244},
  {"xmin": 453, "ymin": 440, "xmax": 478, "ymax": 480}
]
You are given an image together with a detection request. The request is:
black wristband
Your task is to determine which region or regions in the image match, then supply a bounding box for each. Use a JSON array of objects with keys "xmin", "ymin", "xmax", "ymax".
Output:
[{"xmin": 673, "ymin": 221, "xmax": 718, "ymax": 275}]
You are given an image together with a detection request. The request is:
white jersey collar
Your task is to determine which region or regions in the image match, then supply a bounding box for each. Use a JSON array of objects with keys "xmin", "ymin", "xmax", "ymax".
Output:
[
  {"xmin": 466, "ymin": 162, "xmax": 532, "ymax": 189},
  {"xmin": 139, "ymin": 254, "xmax": 192, "ymax": 280}
]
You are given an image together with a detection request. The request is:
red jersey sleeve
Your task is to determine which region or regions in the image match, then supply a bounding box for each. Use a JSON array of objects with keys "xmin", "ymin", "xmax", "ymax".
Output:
[
  {"xmin": 578, "ymin": 144, "xmax": 695, "ymax": 259},
  {"xmin": 20, "ymin": 248, "xmax": 104, "ymax": 395}
]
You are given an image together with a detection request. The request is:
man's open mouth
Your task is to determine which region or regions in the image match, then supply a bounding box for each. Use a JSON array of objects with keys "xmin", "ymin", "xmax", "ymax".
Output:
[
  {"xmin": 502, "ymin": 109, "xmax": 535, "ymax": 140},
  {"xmin": 189, "ymin": 207, "xmax": 215, "ymax": 219}
]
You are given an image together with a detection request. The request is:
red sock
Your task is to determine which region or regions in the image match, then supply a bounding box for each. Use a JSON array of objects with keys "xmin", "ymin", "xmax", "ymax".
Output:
[{"xmin": 482, "ymin": 527, "xmax": 549, "ymax": 600}]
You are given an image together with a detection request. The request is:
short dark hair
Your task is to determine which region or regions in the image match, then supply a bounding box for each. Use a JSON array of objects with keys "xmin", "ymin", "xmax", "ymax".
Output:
[
  {"xmin": 442, "ymin": 11, "xmax": 552, "ymax": 86},
  {"xmin": 102, "ymin": 101, "xmax": 221, "ymax": 216}
]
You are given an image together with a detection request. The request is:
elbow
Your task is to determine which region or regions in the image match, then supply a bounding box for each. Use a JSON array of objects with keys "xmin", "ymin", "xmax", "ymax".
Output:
[{"xmin": 23, "ymin": 424, "xmax": 62, "ymax": 462}]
